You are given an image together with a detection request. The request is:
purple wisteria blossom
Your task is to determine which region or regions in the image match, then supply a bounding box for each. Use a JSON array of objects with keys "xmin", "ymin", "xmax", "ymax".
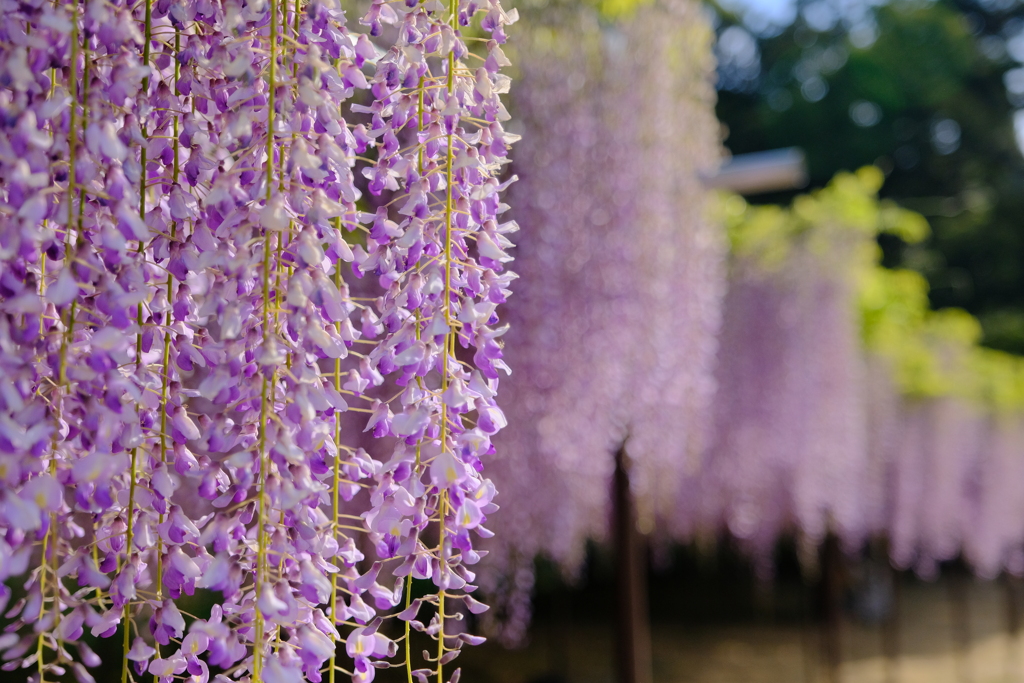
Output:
[
  {"xmin": 684, "ymin": 203, "xmax": 870, "ymax": 575},
  {"xmin": 479, "ymin": 0, "xmax": 722, "ymax": 643},
  {"xmin": 866, "ymin": 357, "xmax": 1024, "ymax": 580},
  {"xmin": 0, "ymin": 0, "xmax": 516, "ymax": 680},
  {"xmin": 685, "ymin": 174, "xmax": 1024, "ymax": 583}
]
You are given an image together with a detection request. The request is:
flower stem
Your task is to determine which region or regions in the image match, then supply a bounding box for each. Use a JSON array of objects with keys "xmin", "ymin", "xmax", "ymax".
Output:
[
  {"xmin": 132, "ymin": 3, "xmax": 152, "ymax": 681},
  {"xmin": 436, "ymin": 0, "xmax": 458, "ymax": 675},
  {"xmin": 404, "ymin": 572, "xmax": 414, "ymax": 683},
  {"xmin": 36, "ymin": 524, "xmax": 51, "ymax": 682},
  {"xmin": 254, "ymin": 2, "xmax": 278, "ymax": 674},
  {"xmin": 120, "ymin": 445, "xmax": 137, "ymax": 683},
  {"xmin": 436, "ymin": 491, "xmax": 449, "ymax": 681},
  {"xmin": 330, "ymin": 219, "xmax": 343, "ymax": 683},
  {"xmin": 65, "ymin": 0, "xmax": 79, "ymax": 240}
]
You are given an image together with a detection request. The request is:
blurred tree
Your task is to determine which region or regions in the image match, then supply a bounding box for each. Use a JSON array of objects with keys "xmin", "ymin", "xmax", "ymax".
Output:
[{"xmin": 714, "ymin": 0, "xmax": 1024, "ymax": 352}]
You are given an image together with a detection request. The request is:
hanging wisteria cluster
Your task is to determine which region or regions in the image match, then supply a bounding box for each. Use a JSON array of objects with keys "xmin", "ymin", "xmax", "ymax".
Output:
[
  {"xmin": 681, "ymin": 180, "xmax": 878, "ymax": 574},
  {"xmin": 485, "ymin": 143, "xmax": 1024, "ymax": 644},
  {"xmin": 689, "ymin": 171, "xmax": 1024, "ymax": 583},
  {"xmin": 862, "ymin": 288, "xmax": 1024, "ymax": 580},
  {"xmin": 0, "ymin": 0, "xmax": 517, "ymax": 679},
  {"xmin": 480, "ymin": 0, "xmax": 722, "ymax": 643}
]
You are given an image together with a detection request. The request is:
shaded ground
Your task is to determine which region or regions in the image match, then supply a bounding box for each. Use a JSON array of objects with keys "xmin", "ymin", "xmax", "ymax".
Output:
[{"xmin": 451, "ymin": 573, "xmax": 1024, "ymax": 683}]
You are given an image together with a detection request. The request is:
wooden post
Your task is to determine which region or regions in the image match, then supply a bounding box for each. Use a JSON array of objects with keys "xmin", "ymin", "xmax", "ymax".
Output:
[
  {"xmin": 800, "ymin": 584, "xmax": 818, "ymax": 683},
  {"xmin": 820, "ymin": 534, "xmax": 842, "ymax": 683},
  {"xmin": 798, "ymin": 535, "xmax": 820, "ymax": 683},
  {"xmin": 549, "ymin": 585, "xmax": 571, "ymax": 683},
  {"xmin": 1005, "ymin": 574, "xmax": 1020, "ymax": 683},
  {"xmin": 613, "ymin": 446, "xmax": 653, "ymax": 683},
  {"xmin": 883, "ymin": 564, "xmax": 902, "ymax": 683},
  {"xmin": 948, "ymin": 569, "xmax": 972, "ymax": 683}
]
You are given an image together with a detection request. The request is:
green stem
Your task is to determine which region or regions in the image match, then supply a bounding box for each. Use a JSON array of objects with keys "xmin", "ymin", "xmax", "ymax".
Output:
[
  {"xmin": 40, "ymin": 8, "xmax": 91, "ymax": 672},
  {"xmin": 254, "ymin": 4, "xmax": 278, "ymax": 675},
  {"xmin": 75, "ymin": 16, "xmax": 105, "ymax": 615},
  {"xmin": 173, "ymin": 30, "xmax": 180, "ymax": 175},
  {"xmin": 65, "ymin": 0, "xmax": 79, "ymax": 242},
  {"xmin": 76, "ymin": 45, "xmax": 90, "ymax": 237},
  {"xmin": 133, "ymin": 3, "xmax": 153, "ymax": 682},
  {"xmin": 436, "ymin": 0, "xmax": 458, "ymax": 676},
  {"xmin": 136, "ymin": 0, "xmax": 152, "ymax": 371},
  {"xmin": 404, "ymin": 573, "xmax": 415, "ymax": 683},
  {"xmin": 120, "ymin": 445, "xmax": 137, "ymax": 683},
  {"xmin": 36, "ymin": 521, "xmax": 51, "ymax": 682},
  {"xmin": 418, "ymin": 76, "xmax": 426, "ymax": 175},
  {"xmin": 329, "ymin": 217, "xmax": 344, "ymax": 683},
  {"xmin": 436, "ymin": 491, "xmax": 449, "ymax": 681},
  {"xmin": 154, "ymin": 28, "xmax": 180, "ymax": 615},
  {"xmin": 255, "ymin": 373, "xmax": 270, "ymax": 678}
]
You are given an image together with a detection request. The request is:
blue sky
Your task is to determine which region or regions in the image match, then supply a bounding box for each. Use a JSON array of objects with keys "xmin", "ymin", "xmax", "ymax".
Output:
[
  {"xmin": 717, "ymin": 0, "xmax": 886, "ymax": 36},
  {"xmin": 720, "ymin": 0, "xmax": 798, "ymax": 26}
]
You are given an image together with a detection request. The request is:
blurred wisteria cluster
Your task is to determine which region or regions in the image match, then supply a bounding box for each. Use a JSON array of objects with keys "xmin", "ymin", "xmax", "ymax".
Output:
[
  {"xmin": 0, "ymin": 0, "xmax": 517, "ymax": 679},
  {"xmin": 693, "ymin": 171, "xmax": 1024, "ymax": 583},
  {"xmin": 480, "ymin": 0, "xmax": 722, "ymax": 643},
  {"xmin": 472, "ymin": 0, "xmax": 1024, "ymax": 634}
]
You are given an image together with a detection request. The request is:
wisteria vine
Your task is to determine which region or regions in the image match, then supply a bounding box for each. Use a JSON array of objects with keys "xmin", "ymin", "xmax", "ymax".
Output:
[{"xmin": 0, "ymin": 0, "xmax": 517, "ymax": 680}]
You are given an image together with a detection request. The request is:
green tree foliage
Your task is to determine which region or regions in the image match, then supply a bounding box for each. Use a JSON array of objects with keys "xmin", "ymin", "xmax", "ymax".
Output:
[{"xmin": 715, "ymin": 0, "xmax": 1024, "ymax": 352}]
